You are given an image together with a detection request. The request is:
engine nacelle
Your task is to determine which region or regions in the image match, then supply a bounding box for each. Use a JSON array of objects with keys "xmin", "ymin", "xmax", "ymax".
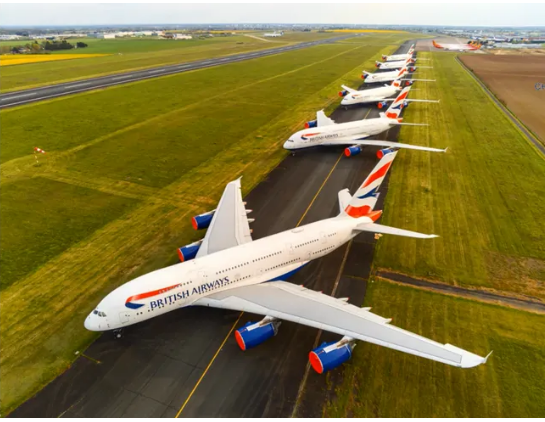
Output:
[
  {"xmin": 377, "ymin": 101, "xmax": 388, "ymax": 109},
  {"xmin": 361, "ymin": 73, "xmax": 368, "ymax": 80},
  {"xmin": 235, "ymin": 318, "xmax": 280, "ymax": 350},
  {"xmin": 309, "ymin": 338, "xmax": 356, "ymax": 374},
  {"xmin": 192, "ymin": 210, "xmax": 215, "ymax": 230},
  {"xmin": 375, "ymin": 62, "xmax": 382, "ymax": 68},
  {"xmin": 305, "ymin": 120, "xmax": 318, "ymax": 129},
  {"xmin": 344, "ymin": 145, "xmax": 362, "ymax": 157},
  {"xmin": 402, "ymin": 100, "xmax": 409, "ymax": 108},
  {"xmin": 377, "ymin": 148, "xmax": 395, "ymax": 159},
  {"xmin": 405, "ymin": 80, "xmax": 414, "ymax": 87},
  {"xmin": 177, "ymin": 239, "xmax": 203, "ymax": 262},
  {"xmin": 381, "ymin": 55, "xmax": 387, "ymax": 60},
  {"xmin": 338, "ymin": 90, "xmax": 348, "ymax": 97}
]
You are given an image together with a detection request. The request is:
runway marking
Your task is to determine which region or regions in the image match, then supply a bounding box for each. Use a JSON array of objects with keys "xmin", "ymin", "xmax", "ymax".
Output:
[
  {"xmin": 175, "ymin": 312, "xmax": 243, "ymax": 418},
  {"xmin": 174, "ymin": 145, "xmax": 347, "ymax": 418}
]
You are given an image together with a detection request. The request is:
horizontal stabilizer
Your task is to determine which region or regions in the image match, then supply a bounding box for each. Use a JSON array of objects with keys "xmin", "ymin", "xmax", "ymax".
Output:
[{"xmin": 355, "ymin": 222, "xmax": 438, "ymax": 239}]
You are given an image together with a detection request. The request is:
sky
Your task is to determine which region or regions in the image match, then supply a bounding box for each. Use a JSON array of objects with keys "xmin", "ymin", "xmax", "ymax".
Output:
[{"xmin": 0, "ymin": 3, "xmax": 543, "ymax": 27}]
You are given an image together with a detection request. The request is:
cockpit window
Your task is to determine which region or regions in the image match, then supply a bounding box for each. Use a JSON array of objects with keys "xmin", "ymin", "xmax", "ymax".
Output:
[
  {"xmin": 93, "ymin": 310, "xmax": 98, "ymax": 315},
  {"xmin": 286, "ymin": 139, "xmax": 293, "ymax": 142},
  {"xmin": 93, "ymin": 309, "xmax": 107, "ymax": 317}
]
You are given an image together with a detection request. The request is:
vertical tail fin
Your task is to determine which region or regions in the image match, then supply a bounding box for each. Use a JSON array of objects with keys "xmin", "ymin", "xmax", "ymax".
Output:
[
  {"xmin": 384, "ymin": 86, "xmax": 410, "ymax": 119},
  {"xmin": 344, "ymin": 150, "xmax": 397, "ymax": 218}
]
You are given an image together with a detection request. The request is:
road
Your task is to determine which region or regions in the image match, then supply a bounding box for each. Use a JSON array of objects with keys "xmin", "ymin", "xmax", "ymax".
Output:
[
  {"xmin": 10, "ymin": 41, "xmax": 414, "ymax": 418},
  {"xmin": 0, "ymin": 35, "xmax": 353, "ymax": 109}
]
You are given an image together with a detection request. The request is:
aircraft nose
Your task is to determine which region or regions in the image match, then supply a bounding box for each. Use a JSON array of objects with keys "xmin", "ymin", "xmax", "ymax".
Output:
[
  {"xmin": 283, "ymin": 140, "xmax": 292, "ymax": 150},
  {"xmin": 84, "ymin": 314, "xmax": 99, "ymax": 331}
]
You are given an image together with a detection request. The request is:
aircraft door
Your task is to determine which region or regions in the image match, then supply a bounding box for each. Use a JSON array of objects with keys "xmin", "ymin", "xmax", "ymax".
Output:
[{"xmin": 119, "ymin": 312, "xmax": 130, "ymax": 325}]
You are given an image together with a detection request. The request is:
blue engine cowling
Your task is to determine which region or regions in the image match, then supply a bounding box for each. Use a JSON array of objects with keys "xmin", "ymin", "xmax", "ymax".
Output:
[
  {"xmin": 177, "ymin": 240, "xmax": 202, "ymax": 262},
  {"xmin": 309, "ymin": 340, "xmax": 355, "ymax": 374},
  {"xmin": 402, "ymin": 100, "xmax": 409, "ymax": 108},
  {"xmin": 235, "ymin": 320, "xmax": 279, "ymax": 350},
  {"xmin": 377, "ymin": 101, "xmax": 388, "ymax": 109},
  {"xmin": 338, "ymin": 90, "xmax": 348, "ymax": 97},
  {"xmin": 377, "ymin": 148, "xmax": 395, "ymax": 159},
  {"xmin": 305, "ymin": 120, "xmax": 317, "ymax": 129},
  {"xmin": 344, "ymin": 145, "xmax": 362, "ymax": 157},
  {"xmin": 192, "ymin": 210, "xmax": 215, "ymax": 230},
  {"xmin": 361, "ymin": 73, "xmax": 369, "ymax": 80}
]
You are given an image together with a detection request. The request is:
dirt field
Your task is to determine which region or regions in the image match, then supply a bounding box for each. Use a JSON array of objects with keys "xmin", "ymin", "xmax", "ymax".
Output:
[{"xmin": 460, "ymin": 54, "xmax": 545, "ymax": 143}]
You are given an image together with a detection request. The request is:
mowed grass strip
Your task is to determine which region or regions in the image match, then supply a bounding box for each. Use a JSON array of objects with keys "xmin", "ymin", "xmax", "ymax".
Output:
[
  {"xmin": 0, "ymin": 35, "xmax": 411, "ymax": 414},
  {"xmin": 0, "ymin": 53, "xmax": 110, "ymax": 66},
  {"xmin": 0, "ymin": 36, "xmax": 286, "ymax": 92},
  {"xmin": 373, "ymin": 52, "xmax": 545, "ymax": 299},
  {"xmin": 323, "ymin": 281, "xmax": 545, "ymax": 417},
  {"xmin": 0, "ymin": 177, "xmax": 139, "ymax": 289}
]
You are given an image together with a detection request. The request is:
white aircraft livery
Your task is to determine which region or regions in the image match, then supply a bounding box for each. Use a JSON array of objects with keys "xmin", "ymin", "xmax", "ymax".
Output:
[
  {"xmin": 85, "ymin": 150, "xmax": 490, "ymax": 374},
  {"xmin": 339, "ymin": 81, "xmax": 439, "ymax": 108},
  {"xmin": 284, "ymin": 86, "xmax": 443, "ymax": 157},
  {"xmin": 381, "ymin": 44, "xmax": 415, "ymax": 61},
  {"xmin": 432, "ymin": 40, "xmax": 482, "ymax": 52}
]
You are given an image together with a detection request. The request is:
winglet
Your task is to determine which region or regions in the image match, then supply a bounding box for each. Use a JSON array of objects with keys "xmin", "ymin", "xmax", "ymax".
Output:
[{"xmin": 484, "ymin": 351, "xmax": 493, "ymax": 363}]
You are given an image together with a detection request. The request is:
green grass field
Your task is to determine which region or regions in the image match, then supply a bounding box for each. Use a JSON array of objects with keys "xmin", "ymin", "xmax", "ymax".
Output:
[
  {"xmin": 0, "ymin": 34, "xmax": 416, "ymax": 415},
  {"xmin": 0, "ymin": 35, "xmax": 286, "ymax": 92},
  {"xmin": 373, "ymin": 52, "xmax": 545, "ymax": 300},
  {"xmin": 323, "ymin": 282, "xmax": 545, "ymax": 417},
  {"xmin": 0, "ymin": 32, "xmax": 344, "ymax": 93}
]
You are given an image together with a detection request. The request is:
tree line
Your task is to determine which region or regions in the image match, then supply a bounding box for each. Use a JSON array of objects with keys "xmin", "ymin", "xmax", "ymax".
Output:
[{"xmin": 1, "ymin": 40, "xmax": 88, "ymax": 54}]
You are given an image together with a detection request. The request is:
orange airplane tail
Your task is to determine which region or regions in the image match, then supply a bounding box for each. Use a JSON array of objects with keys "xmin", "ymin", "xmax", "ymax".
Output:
[{"xmin": 432, "ymin": 40, "xmax": 443, "ymax": 49}]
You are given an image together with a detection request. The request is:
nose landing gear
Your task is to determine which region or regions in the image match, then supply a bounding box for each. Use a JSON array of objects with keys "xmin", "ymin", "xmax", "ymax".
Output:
[{"xmin": 113, "ymin": 329, "xmax": 123, "ymax": 339}]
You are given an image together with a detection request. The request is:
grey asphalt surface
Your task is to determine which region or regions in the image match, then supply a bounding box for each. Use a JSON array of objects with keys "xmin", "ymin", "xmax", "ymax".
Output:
[
  {"xmin": 10, "ymin": 41, "xmax": 414, "ymax": 418},
  {"xmin": 0, "ymin": 35, "xmax": 353, "ymax": 109},
  {"xmin": 377, "ymin": 271, "xmax": 545, "ymax": 313}
]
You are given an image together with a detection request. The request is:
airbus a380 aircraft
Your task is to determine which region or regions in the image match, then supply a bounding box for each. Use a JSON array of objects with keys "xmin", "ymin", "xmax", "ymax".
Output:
[
  {"xmin": 86, "ymin": 150, "xmax": 490, "ymax": 373},
  {"xmin": 381, "ymin": 44, "xmax": 415, "ymax": 61},
  {"xmin": 339, "ymin": 80, "xmax": 440, "ymax": 108},
  {"xmin": 284, "ymin": 86, "xmax": 443, "ymax": 157},
  {"xmin": 361, "ymin": 66, "xmax": 434, "ymax": 85},
  {"xmin": 432, "ymin": 40, "xmax": 482, "ymax": 52}
]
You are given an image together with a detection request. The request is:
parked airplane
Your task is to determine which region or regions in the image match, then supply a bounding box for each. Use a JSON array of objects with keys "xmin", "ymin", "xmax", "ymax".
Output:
[
  {"xmin": 362, "ymin": 66, "xmax": 435, "ymax": 85},
  {"xmin": 284, "ymin": 86, "xmax": 442, "ymax": 157},
  {"xmin": 339, "ymin": 81, "xmax": 440, "ymax": 108},
  {"xmin": 85, "ymin": 150, "xmax": 490, "ymax": 373},
  {"xmin": 432, "ymin": 40, "xmax": 482, "ymax": 52},
  {"xmin": 376, "ymin": 57, "xmax": 414, "ymax": 70},
  {"xmin": 381, "ymin": 44, "xmax": 415, "ymax": 62}
]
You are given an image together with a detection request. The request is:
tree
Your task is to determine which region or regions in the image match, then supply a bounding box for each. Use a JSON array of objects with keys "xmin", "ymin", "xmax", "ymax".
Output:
[{"xmin": 76, "ymin": 42, "xmax": 88, "ymax": 48}]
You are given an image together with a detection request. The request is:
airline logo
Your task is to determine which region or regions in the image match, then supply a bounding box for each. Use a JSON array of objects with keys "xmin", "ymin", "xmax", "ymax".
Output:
[
  {"xmin": 363, "ymin": 161, "xmax": 392, "ymax": 188},
  {"xmin": 125, "ymin": 284, "xmax": 179, "ymax": 309},
  {"xmin": 301, "ymin": 132, "xmax": 321, "ymax": 140}
]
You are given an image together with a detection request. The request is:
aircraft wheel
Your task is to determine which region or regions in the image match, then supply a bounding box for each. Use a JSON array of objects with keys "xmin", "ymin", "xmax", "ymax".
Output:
[{"xmin": 113, "ymin": 329, "xmax": 123, "ymax": 339}]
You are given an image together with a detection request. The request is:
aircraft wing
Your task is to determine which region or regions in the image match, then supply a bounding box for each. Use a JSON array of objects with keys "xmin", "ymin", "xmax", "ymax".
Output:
[
  {"xmin": 196, "ymin": 178, "xmax": 252, "ymax": 258},
  {"xmin": 326, "ymin": 138, "xmax": 446, "ymax": 153},
  {"xmin": 195, "ymin": 281, "xmax": 489, "ymax": 368}
]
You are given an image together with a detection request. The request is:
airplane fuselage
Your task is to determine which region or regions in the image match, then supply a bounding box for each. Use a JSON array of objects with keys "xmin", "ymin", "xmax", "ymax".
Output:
[
  {"xmin": 85, "ymin": 216, "xmax": 362, "ymax": 331},
  {"xmin": 283, "ymin": 118, "xmax": 394, "ymax": 150},
  {"xmin": 377, "ymin": 60, "xmax": 411, "ymax": 70},
  {"xmin": 364, "ymin": 69, "xmax": 405, "ymax": 83},
  {"xmin": 341, "ymin": 86, "xmax": 398, "ymax": 106},
  {"xmin": 383, "ymin": 53, "xmax": 413, "ymax": 62}
]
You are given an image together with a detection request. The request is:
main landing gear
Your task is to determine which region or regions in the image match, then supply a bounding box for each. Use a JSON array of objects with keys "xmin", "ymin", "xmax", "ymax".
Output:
[{"xmin": 113, "ymin": 329, "xmax": 123, "ymax": 339}]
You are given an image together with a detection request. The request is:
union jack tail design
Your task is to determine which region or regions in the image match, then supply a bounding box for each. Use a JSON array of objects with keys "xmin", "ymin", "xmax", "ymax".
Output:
[
  {"xmin": 344, "ymin": 149, "xmax": 398, "ymax": 218},
  {"xmin": 384, "ymin": 86, "xmax": 411, "ymax": 119}
]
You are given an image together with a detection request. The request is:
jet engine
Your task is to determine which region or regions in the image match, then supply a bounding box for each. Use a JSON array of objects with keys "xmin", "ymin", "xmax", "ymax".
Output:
[
  {"xmin": 344, "ymin": 145, "xmax": 362, "ymax": 157},
  {"xmin": 309, "ymin": 337, "xmax": 356, "ymax": 374},
  {"xmin": 305, "ymin": 120, "xmax": 318, "ymax": 129},
  {"xmin": 377, "ymin": 101, "xmax": 388, "ymax": 109},
  {"xmin": 409, "ymin": 66, "xmax": 416, "ymax": 72},
  {"xmin": 177, "ymin": 239, "xmax": 203, "ymax": 262},
  {"xmin": 235, "ymin": 317, "xmax": 281, "ymax": 350},
  {"xmin": 192, "ymin": 210, "xmax": 215, "ymax": 230},
  {"xmin": 375, "ymin": 62, "xmax": 382, "ymax": 68},
  {"xmin": 402, "ymin": 100, "xmax": 409, "ymax": 108},
  {"xmin": 405, "ymin": 80, "xmax": 414, "ymax": 87},
  {"xmin": 381, "ymin": 55, "xmax": 387, "ymax": 60},
  {"xmin": 338, "ymin": 90, "xmax": 348, "ymax": 97},
  {"xmin": 377, "ymin": 148, "xmax": 395, "ymax": 159},
  {"xmin": 361, "ymin": 73, "xmax": 369, "ymax": 80}
]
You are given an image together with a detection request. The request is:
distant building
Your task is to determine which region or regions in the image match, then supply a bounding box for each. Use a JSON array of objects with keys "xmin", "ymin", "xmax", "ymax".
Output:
[
  {"xmin": 90, "ymin": 33, "xmax": 116, "ymax": 39},
  {"xmin": 173, "ymin": 34, "xmax": 193, "ymax": 40}
]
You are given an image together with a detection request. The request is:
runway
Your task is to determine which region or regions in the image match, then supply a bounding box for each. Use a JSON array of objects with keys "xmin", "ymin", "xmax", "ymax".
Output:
[
  {"xmin": 10, "ymin": 41, "xmax": 414, "ymax": 418},
  {"xmin": 0, "ymin": 35, "xmax": 352, "ymax": 109}
]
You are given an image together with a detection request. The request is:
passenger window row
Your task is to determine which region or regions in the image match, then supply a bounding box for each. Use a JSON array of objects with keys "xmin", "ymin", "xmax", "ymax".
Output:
[
  {"xmin": 295, "ymin": 239, "xmax": 319, "ymax": 248},
  {"xmin": 217, "ymin": 262, "xmax": 250, "ymax": 275}
]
